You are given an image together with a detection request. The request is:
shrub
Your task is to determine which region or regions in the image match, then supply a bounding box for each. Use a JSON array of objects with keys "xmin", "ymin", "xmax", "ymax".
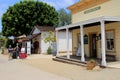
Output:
[
  {"xmin": 47, "ymin": 47, "xmax": 52, "ymax": 54},
  {"xmin": 89, "ymin": 59, "xmax": 96, "ymax": 63}
]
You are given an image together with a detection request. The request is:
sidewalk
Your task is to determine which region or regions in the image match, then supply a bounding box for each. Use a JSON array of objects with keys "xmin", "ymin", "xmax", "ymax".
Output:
[{"xmin": 0, "ymin": 54, "xmax": 70, "ymax": 80}]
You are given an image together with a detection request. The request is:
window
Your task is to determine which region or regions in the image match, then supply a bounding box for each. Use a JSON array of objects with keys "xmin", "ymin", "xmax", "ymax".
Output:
[{"xmin": 106, "ymin": 30, "xmax": 114, "ymax": 51}]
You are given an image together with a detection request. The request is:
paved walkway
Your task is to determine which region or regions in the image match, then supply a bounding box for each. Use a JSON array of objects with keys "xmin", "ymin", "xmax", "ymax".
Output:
[{"xmin": 0, "ymin": 54, "xmax": 70, "ymax": 80}]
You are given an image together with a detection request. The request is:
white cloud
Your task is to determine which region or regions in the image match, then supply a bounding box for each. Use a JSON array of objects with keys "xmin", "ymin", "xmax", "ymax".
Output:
[{"xmin": 41, "ymin": 0, "xmax": 79, "ymax": 10}]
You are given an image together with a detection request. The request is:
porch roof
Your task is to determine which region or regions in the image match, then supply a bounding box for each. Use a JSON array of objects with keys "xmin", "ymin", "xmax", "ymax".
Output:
[{"xmin": 55, "ymin": 16, "xmax": 120, "ymax": 31}]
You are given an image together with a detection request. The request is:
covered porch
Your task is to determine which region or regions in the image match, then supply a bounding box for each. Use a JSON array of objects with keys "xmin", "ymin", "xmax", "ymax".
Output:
[{"xmin": 55, "ymin": 16, "xmax": 120, "ymax": 67}]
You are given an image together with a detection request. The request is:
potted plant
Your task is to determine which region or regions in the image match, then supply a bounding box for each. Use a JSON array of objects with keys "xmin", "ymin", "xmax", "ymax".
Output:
[
  {"xmin": 44, "ymin": 31, "xmax": 55, "ymax": 54},
  {"xmin": 86, "ymin": 59, "xmax": 96, "ymax": 70},
  {"xmin": 47, "ymin": 46, "xmax": 52, "ymax": 54}
]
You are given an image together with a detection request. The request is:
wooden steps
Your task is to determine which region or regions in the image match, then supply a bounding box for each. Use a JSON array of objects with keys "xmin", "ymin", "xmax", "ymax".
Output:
[{"xmin": 53, "ymin": 56, "xmax": 87, "ymax": 67}]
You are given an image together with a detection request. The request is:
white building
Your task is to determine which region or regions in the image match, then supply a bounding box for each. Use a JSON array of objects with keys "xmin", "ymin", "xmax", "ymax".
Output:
[{"xmin": 30, "ymin": 25, "xmax": 72, "ymax": 54}]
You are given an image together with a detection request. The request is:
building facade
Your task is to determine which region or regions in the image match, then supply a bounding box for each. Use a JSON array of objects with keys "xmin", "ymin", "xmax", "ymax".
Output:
[
  {"xmin": 31, "ymin": 26, "xmax": 72, "ymax": 54},
  {"xmin": 56, "ymin": 0, "xmax": 120, "ymax": 66}
]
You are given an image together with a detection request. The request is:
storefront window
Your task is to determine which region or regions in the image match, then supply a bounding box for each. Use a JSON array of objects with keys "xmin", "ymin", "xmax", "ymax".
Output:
[{"xmin": 106, "ymin": 30, "xmax": 114, "ymax": 51}]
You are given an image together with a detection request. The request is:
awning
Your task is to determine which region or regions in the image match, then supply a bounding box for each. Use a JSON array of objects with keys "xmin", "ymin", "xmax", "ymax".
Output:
[
  {"xmin": 17, "ymin": 33, "xmax": 40, "ymax": 42},
  {"xmin": 17, "ymin": 34, "xmax": 26, "ymax": 38}
]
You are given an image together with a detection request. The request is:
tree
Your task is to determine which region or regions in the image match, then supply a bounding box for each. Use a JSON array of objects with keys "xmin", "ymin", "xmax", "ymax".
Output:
[
  {"xmin": 44, "ymin": 31, "xmax": 55, "ymax": 47},
  {"xmin": 57, "ymin": 8, "xmax": 71, "ymax": 27},
  {"xmin": 0, "ymin": 32, "xmax": 7, "ymax": 48},
  {"xmin": 2, "ymin": 1, "xmax": 58, "ymax": 37},
  {"xmin": 44, "ymin": 31, "xmax": 55, "ymax": 54}
]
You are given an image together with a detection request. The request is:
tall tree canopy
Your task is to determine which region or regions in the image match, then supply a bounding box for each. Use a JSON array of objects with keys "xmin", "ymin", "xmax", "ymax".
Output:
[
  {"xmin": 2, "ymin": 1, "xmax": 58, "ymax": 37},
  {"xmin": 57, "ymin": 9, "xmax": 71, "ymax": 27}
]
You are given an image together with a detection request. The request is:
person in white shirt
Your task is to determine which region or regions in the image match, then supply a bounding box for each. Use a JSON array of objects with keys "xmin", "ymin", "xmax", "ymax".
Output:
[
  {"xmin": 21, "ymin": 45, "xmax": 25, "ymax": 53},
  {"xmin": 19, "ymin": 45, "xmax": 27, "ymax": 59}
]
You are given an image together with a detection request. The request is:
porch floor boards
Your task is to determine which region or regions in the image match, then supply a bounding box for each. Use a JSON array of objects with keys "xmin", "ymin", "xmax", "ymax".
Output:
[
  {"xmin": 53, "ymin": 56, "xmax": 86, "ymax": 67},
  {"xmin": 53, "ymin": 55, "xmax": 116, "ymax": 67}
]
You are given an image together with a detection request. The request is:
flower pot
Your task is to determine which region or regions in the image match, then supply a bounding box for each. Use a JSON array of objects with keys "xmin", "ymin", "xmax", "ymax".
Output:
[{"xmin": 86, "ymin": 61, "xmax": 96, "ymax": 70}]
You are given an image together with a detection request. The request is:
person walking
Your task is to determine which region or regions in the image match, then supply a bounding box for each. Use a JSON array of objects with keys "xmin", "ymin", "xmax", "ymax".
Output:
[{"xmin": 8, "ymin": 45, "xmax": 13, "ymax": 60}]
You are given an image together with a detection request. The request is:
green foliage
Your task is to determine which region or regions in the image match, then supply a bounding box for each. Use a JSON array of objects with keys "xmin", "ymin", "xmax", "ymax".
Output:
[
  {"xmin": 0, "ymin": 38, "xmax": 6, "ymax": 47},
  {"xmin": 0, "ymin": 38, "xmax": 7, "ymax": 48},
  {"xmin": 5, "ymin": 39, "xmax": 13, "ymax": 48},
  {"xmin": 0, "ymin": 32, "xmax": 7, "ymax": 48},
  {"xmin": 89, "ymin": 59, "xmax": 96, "ymax": 63},
  {"xmin": 47, "ymin": 47, "xmax": 52, "ymax": 54},
  {"xmin": 2, "ymin": 1, "xmax": 58, "ymax": 37},
  {"xmin": 57, "ymin": 8, "xmax": 71, "ymax": 27},
  {"xmin": 44, "ymin": 31, "xmax": 55, "ymax": 47},
  {"xmin": 44, "ymin": 31, "xmax": 55, "ymax": 54}
]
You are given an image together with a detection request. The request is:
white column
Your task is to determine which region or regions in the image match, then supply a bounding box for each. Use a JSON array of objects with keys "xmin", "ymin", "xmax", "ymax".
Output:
[
  {"xmin": 80, "ymin": 25, "xmax": 85, "ymax": 62},
  {"xmin": 27, "ymin": 41, "xmax": 31, "ymax": 55},
  {"xmin": 100, "ymin": 20, "xmax": 107, "ymax": 66},
  {"xmin": 56, "ymin": 30, "xmax": 59, "ymax": 56},
  {"xmin": 66, "ymin": 28, "xmax": 70, "ymax": 59}
]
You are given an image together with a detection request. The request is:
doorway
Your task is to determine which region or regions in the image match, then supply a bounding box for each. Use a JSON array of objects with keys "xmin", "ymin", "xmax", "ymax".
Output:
[{"xmin": 89, "ymin": 33, "xmax": 97, "ymax": 58}]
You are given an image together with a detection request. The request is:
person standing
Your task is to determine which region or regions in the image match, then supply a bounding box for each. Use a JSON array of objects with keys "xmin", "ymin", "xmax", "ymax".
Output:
[
  {"xmin": 19, "ymin": 45, "xmax": 27, "ymax": 59},
  {"xmin": 21, "ymin": 45, "xmax": 25, "ymax": 53},
  {"xmin": 8, "ymin": 45, "xmax": 13, "ymax": 60},
  {"xmin": 15, "ymin": 44, "xmax": 20, "ymax": 59}
]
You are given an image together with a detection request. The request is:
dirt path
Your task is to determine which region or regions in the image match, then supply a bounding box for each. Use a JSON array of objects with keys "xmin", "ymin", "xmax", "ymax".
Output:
[
  {"xmin": 18, "ymin": 55, "xmax": 120, "ymax": 80},
  {"xmin": 3, "ymin": 54, "xmax": 120, "ymax": 80},
  {"xmin": 0, "ymin": 54, "xmax": 70, "ymax": 80}
]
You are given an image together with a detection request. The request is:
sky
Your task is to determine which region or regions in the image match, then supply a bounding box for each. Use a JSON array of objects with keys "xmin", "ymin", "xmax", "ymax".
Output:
[{"xmin": 0, "ymin": 0, "xmax": 79, "ymax": 32}]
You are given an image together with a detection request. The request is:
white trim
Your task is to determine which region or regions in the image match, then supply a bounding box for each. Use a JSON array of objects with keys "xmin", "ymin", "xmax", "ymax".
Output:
[
  {"xmin": 80, "ymin": 25, "xmax": 85, "ymax": 62},
  {"xmin": 56, "ymin": 30, "xmax": 59, "ymax": 56},
  {"xmin": 100, "ymin": 20, "xmax": 107, "ymax": 66},
  {"xmin": 55, "ymin": 16, "xmax": 120, "ymax": 66},
  {"xmin": 103, "ymin": 16, "xmax": 120, "ymax": 21},
  {"xmin": 55, "ymin": 16, "xmax": 120, "ymax": 31},
  {"xmin": 66, "ymin": 28, "xmax": 70, "ymax": 59}
]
